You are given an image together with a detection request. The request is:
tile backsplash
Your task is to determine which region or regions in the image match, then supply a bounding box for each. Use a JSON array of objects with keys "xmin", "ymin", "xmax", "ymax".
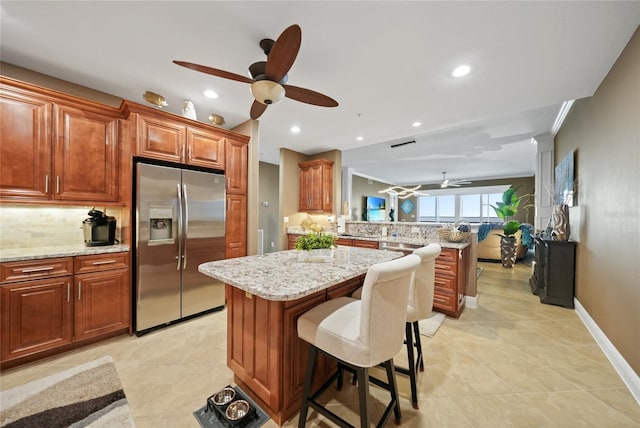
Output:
[{"xmin": 0, "ymin": 205, "xmax": 123, "ymax": 251}]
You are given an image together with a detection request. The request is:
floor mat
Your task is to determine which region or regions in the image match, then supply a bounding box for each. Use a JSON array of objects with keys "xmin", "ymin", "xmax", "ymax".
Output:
[{"xmin": 418, "ymin": 311, "xmax": 446, "ymax": 337}]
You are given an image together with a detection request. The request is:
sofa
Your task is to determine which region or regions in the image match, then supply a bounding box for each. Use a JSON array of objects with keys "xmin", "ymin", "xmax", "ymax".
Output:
[{"xmin": 476, "ymin": 224, "xmax": 530, "ymax": 261}]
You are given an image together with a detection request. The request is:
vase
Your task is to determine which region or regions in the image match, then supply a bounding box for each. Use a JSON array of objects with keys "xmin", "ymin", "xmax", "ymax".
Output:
[
  {"xmin": 500, "ymin": 235, "xmax": 517, "ymax": 268},
  {"xmin": 551, "ymin": 204, "xmax": 570, "ymax": 241}
]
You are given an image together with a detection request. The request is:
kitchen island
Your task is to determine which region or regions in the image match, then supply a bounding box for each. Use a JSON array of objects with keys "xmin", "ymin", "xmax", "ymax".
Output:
[{"xmin": 199, "ymin": 246, "xmax": 402, "ymax": 425}]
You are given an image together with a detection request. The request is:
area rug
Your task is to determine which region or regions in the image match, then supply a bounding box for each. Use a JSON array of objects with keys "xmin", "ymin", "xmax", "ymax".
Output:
[
  {"xmin": 418, "ymin": 311, "xmax": 446, "ymax": 338},
  {"xmin": 0, "ymin": 355, "xmax": 135, "ymax": 428}
]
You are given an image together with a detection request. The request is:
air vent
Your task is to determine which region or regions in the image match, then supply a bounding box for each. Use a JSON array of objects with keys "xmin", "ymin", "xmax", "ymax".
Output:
[{"xmin": 390, "ymin": 140, "xmax": 416, "ymax": 148}]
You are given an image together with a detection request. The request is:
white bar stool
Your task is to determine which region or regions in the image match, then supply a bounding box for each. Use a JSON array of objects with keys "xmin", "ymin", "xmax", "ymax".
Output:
[
  {"xmin": 297, "ymin": 254, "xmax": 421, "ymax": 428},
  {"xmin": 352, "ymin": 243, "xmax": 441, "ymax": 409}
]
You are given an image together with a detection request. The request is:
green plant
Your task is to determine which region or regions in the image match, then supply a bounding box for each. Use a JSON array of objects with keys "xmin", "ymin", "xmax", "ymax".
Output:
[
  {"xmin": 295, "ymin": 231, "xmax": 337, "ymax": 250},
  {"xmin": 491, "ymin": 187, "xmax": 528, "ymax": 237}
]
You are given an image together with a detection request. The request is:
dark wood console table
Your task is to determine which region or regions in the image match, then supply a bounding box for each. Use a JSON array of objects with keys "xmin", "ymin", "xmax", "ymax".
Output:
[{"xmin": 530, "ymin": 236, "xmax": 577, "ymax": 308}]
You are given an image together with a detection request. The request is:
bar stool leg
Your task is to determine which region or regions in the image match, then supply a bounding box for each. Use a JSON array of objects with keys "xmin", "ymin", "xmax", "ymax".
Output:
[
  {"xmin": 404, "ymin": 322, "xmax": 419, "ymax": 409},
  {"xmin": 413, "ymin": 321, "xmax": 424, "ymax": 371},
  {"xmin": 356, "ymin": 367, "xmax": 370, "ymax": 428},
  {"xmin": 383, "ymin": 359, "xmax": 402, "ymax": 424},
  {"xmin": 298, "ymin": 345, "xmax": 318, "ymax": 428}
]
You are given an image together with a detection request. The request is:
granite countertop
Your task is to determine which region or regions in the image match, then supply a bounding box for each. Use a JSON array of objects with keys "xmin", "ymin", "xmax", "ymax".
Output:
[
  {"xmin": 287, "ymin": 230, "xmax": 469, "ymax": 250},
  {"xmin": 0, "ymin": 244, "xmax": 131, "ymax": 263},
  {"xmin": 199, "ymin": 246, "xmax": 403, "ymax": 301}
]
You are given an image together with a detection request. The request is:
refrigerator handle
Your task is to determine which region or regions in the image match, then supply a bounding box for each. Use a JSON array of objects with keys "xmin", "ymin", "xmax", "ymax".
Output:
[
  {"xmin": 182, "ymin": 183, "xmax": 188, "ymax": 269},
  {"xmin": 177, "ymin": 183, "xmax": 183, "ymax": 271}
]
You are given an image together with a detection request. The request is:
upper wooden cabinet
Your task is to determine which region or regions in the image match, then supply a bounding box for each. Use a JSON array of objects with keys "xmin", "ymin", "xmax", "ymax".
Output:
[
  {"xmin": 299, "ymin": 159, "xmax": 333, "ymax": 213},
  {"xmin": 226, "ymin": 137, "xmax": 248, "ymax": 195},
  {"xmin": 0, "ymin": 79, "xmax": 120, "ymax": 204},
  {"xmin": 132, "ymin": 105, "xmax": 225, "ymax": 171}
]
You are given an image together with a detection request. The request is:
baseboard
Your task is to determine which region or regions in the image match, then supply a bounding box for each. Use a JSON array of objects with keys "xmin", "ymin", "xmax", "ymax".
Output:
[
  {"xmin": 465, "ymin": 295, "xmax": 478, "ymax": 309},
  {"xmin": 574, "ymin": 298, "xmax": 640, "ymax": 406}
]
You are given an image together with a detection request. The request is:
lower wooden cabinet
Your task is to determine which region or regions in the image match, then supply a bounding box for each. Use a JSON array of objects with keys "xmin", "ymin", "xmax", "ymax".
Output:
[
  {"xmin": 0, "ymin": 276, "xmax": 74, "ymax": 363},
  {"xmin": 433, "ymin": 247, "xmax": 469, "ymax": 318},
  {"xmin": 226, "ymin": 275, "xmax": 364, "ymax": 425},
  {"xmin": 0, "ymin": 252, "xmax": 130, "ymax": 368}
]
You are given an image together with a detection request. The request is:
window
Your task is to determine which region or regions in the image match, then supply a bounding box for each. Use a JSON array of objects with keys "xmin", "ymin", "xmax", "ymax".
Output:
[{"xmin": 416, "ymin": 185, "xmax": 508, "ymax": 223}]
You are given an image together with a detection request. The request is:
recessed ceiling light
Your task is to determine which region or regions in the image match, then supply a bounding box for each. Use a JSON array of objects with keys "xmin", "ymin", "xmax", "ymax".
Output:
[
  {"xmin": 290, "ymin": 126, "xmax": 301, "ymax": 134},
  {"xmin": 412, "ymin": 121, "xmax": 421, "ymax": 128},
  {"xmin": 452, "ymin": 65, "xmax": 471, "ymax": 78},
  {"xmin": 204, "ymin": 90, "xmax": 218, "ymax": 99},
  {"xmin": 356, "ymin": 136, "xmax": 364, "ymax": 141}
]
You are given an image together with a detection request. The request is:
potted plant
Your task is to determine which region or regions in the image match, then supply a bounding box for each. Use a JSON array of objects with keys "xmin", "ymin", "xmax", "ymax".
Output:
[
  {"xmin": 491, "ymin": 186, "xmax": 528, "ymax": 268},
  {"xmin": 295, "ymin": 224, "xmax": 337, "ymax": 262}
]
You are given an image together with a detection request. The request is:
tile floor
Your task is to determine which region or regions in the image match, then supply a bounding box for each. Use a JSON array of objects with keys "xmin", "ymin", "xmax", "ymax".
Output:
[{"xmin": 2, "ymin": 259, "xmax": 639, "ymax": 427}]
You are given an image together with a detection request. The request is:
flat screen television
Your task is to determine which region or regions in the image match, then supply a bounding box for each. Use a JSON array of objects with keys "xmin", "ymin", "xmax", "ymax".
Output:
[{"xmin": 363, "ymin": 196, "xmax": 386, "ymax": 221}]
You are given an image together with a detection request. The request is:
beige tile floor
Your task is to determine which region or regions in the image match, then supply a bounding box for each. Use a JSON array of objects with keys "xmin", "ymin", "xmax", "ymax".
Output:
[{"xmin": 2, "ymin": 259, "xmax": 639, "ymax": 427}]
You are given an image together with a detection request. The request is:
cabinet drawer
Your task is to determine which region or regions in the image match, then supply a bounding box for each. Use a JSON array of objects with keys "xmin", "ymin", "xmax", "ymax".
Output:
[
  {"xmin": 437, "ymin": 248, "xmax": 458, "ymax": 263},
  {"xmin": 434, "ymin": 275, "xmax": 456, "ymax": 292},
  {"xmin": 352, "ymin": 239, "xmax": 379, "ymax": 249},
  {"xmin": 1, "ymin": 257, "xmax": 73, "ymax": 284},
  {"xmin": 435, "ymin": 261, "xmax": 457, "ymax": 276},
  {"xmin": 433, "ymin": 291, "xmax": 455, "ymax": 311},
  {"xmin": 74, "ymin": 252, "xmax": 129, "ymax": 274}
]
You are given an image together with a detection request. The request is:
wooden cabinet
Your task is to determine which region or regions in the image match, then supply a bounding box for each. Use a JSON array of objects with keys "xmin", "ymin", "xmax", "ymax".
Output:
[
  {"xmin": 225, "ymin": 138, "xmax": 249, "ymax": 258},
  {"xmin": 352, "ymin": 239, "xmax": 379, "ymax": 249},
  {"xmin": 53, "ymin": 103, "xmax": 119, "ymax": 202},
  {"xmin": 226, "ymin": 137, "xmax": 248, "ymax": 194},
  {"xmin": 0, "ymin": 88, "xmax": 51, "ymax": 200},
  {"xmin": 530, "ymin": 237, "xmax": 576, "ymax": 308},
  {"xmin": 298, "ymin": 159, "xmax": 333, "ymax": 213},
  {"xmin": 0, "ymin": 80, "xmax": 121, "ymax": 204},
  {"xmin": 433, "ymin": 247, "xmax": 469, "ymax": 318},
  {"xmin": 135, "ymin": 110, "xmax": 225, "ymax": 170},
  {"xmin": 226, "ymin": 275, "xmax": 365, "ymax": 425},
  {"xmin": 73, "ymin": 253, "xmax": 130, "ymax": 341},
  {"xmin": 1, "ymin": 258, "xmax": 74, "ymax": 363},
  {"xmin": 226, "ymin": 194, "xmax": 247, "ymax": 259},
  {"xmin": 0, "ymin": 252, "xmax": 130, "ymax": 368}
]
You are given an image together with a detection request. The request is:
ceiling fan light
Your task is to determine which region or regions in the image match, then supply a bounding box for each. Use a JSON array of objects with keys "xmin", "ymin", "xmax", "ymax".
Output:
[{"xmin": 251, "ymin": 80, "xmax": 285, "ymax": 105}]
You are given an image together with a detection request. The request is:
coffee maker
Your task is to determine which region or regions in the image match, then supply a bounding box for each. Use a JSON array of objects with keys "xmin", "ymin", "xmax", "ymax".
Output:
[{"xmin": 83, "ymin": 208, "xmax": 116, "ymax": 246}]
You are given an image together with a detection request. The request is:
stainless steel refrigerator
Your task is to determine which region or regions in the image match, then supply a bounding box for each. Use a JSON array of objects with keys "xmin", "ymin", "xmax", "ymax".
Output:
[{"xmin": 135, "ymin": 161, "xmax": 226, "ymax": 334}]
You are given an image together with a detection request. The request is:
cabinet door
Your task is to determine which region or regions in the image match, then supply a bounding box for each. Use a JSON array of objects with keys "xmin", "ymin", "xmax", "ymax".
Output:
[
  {"xmin": 226, "ymin": 138, "xmax": 248, "ymax": 194},
  {"xmin": 186, "ymin": 126, "xmax": 225, "ymax": 169},
  {"xmin": 0, "ymin": 276, "xmax": 73, "ymax": 361},
  {"xmin": 0, "ymin": 89, "xmax": 52, "ymax": 201},
  {"xmin": 137, "ymin": 114, "xmax": 186, "ymax": 163},
  {"xmin": 53, "ymin": 104, "xmax": 119, "ymax": 202},
  {"xmin": 226, "ymin": 194, "xmax": 247, "ymax": 259},
  {"xmin": 74, "ymin": 268, "xmax": 130, "ymax": 341},
  {"xmin": 298, "ymin": 165, "xmax": 312, "ymax": 210}
]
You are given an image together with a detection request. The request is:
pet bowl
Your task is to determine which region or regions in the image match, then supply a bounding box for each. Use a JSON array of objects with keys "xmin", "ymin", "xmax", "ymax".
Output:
[
  {"xmin": 226, "ymin": 399, "xmax": 251, "ymax": 421},
  {"xmin": 212, "ymin": 387, "xmax": 236, "ymax": 406}
]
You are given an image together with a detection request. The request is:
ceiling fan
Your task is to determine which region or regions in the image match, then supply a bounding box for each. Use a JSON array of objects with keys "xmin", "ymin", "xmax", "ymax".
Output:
[
  {"xmin": 440, "ymin": 171, "xmax": 472, "ymax": 188},
  {"xmin": 173, "ymin": 24, "xmax": 338, "ymax": 120}
]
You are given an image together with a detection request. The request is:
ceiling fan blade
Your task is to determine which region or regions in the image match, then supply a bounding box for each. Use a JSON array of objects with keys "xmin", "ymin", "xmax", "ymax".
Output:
[
  {"xmin": 250, "ymin": 100, "xmax": 268, "ymax": 119},
  {"xmin": 284, "ymin": 84, "xmax": 339, "ymax": 107},
  {"xmin": 173, "ymin": 60, "xmax": 254, "ymax": 84},
  {"xmin": 265, "ymin": 24, "xmax": 302, "ymax": 82}
]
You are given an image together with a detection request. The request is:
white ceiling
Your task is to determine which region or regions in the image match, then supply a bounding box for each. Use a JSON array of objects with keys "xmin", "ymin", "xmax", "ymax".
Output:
[{"xmin": 1, "ymin": 2, "xmax": 638, "ymax": 186}]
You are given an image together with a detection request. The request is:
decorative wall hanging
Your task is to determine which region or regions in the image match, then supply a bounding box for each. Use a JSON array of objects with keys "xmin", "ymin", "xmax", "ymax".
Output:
[{"xmin": 400, "ymin": 199, "xmax": 415, "ymax": 215}]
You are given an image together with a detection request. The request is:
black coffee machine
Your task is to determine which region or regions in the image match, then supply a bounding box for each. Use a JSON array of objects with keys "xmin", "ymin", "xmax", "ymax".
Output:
[{"xmin": 83, "ymin": 208, "xmax": 116, "ymax": 246}]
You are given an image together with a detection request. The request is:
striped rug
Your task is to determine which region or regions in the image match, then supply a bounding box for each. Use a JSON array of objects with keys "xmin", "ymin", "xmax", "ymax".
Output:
[{"xmin": 1, "ymin": 356, "xmax": 135, "ymax": 428}]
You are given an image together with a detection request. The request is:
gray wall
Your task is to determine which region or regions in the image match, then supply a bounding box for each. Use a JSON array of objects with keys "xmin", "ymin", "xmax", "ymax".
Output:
[
  {"xmin": 351, "ymin": 175, "xmax": 392, "ymax": 221},
  {"xmin": 555, "ymin": 27, "xmax": 639, "ymax": 374},
  {"xmin": 258, "ymin": 161, "xmax": 280, "ymax": 253}
]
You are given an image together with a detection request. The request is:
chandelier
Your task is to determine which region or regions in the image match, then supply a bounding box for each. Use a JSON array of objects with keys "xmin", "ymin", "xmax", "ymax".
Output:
[{"xmin": 378, "ymin": 185, "xmax": 429, "ymax": 199}]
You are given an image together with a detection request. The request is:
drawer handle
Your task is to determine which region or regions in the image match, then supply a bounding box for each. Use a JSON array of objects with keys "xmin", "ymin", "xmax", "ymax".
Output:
[
  {"xmin": 21, "ymin": 266, "xmax": 55, "ymax": 273},
  {"xmin": 92, "ymin": 259, "xmax": 117, "ymax": 265}
]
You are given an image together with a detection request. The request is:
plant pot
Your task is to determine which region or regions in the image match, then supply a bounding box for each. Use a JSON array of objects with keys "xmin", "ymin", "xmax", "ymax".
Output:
[
  {"xmin": 500, "ymin": 235, "xmax": 517, "ymax": 268},
  {"xmin": 297, "ymin": 248, "xmax": 333, "ymax": 263},
  {"xmin": 551, "ymin": 204, "xmax": 570, "ymax": 241}
]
